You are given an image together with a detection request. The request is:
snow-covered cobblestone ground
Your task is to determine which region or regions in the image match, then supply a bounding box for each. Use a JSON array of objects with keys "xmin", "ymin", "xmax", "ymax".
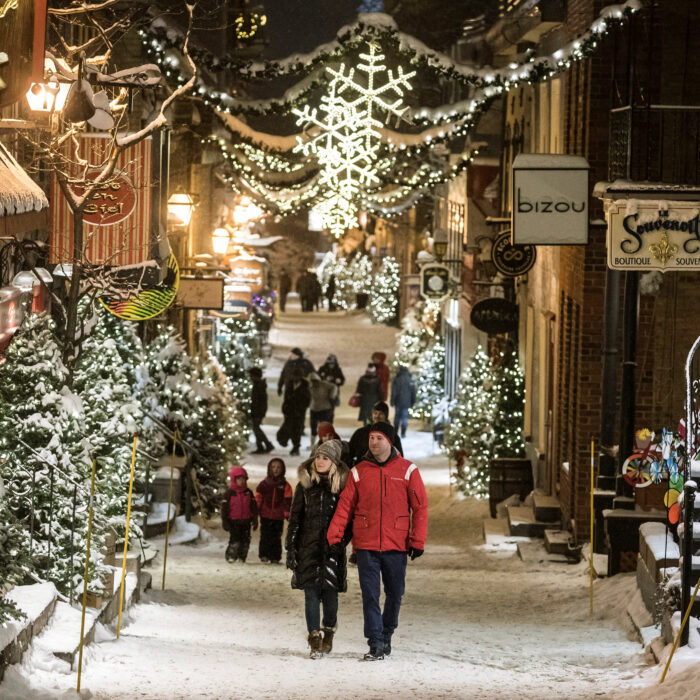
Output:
[{"xmin": 1, "ymin": 299, "xmax": 665, "ymax": 698}]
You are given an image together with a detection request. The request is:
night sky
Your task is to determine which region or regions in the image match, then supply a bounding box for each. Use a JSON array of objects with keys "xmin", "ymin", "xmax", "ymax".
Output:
[{"xmin": 261, "ymin": 0, "xmax": 366, "ymax": 58}]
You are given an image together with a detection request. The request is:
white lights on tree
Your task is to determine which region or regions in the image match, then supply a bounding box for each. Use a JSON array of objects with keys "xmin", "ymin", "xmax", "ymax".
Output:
[{"xmin": 293, "ymin": 42, "xmax": 415, "ymax": 237}]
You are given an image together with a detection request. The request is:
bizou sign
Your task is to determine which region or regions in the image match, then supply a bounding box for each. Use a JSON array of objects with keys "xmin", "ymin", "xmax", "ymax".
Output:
[
  {"xmin": 511, "ymin": 154, "xmax": 589, "ymax": 245},
  {"xmin": 606, "ymin": 200, "xmax": 700, "ymax": 272}
]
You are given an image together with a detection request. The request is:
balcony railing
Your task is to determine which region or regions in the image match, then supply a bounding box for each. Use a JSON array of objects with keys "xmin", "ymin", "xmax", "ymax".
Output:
[{"xmin": 608, "ymin": 105, "xmax": 700, "ymax": 185}]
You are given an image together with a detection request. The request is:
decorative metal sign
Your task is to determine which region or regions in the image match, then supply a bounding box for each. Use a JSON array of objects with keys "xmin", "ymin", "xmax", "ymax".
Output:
[
  {"xmin": 78, "ymin": 171, "xmax": 137, "ymax": 226},
  {"xmin": 470, "ymin": 297, "xmax": 519, "ymax": 335},
  {"xmin": 512, "ymin": 154, "xmax": 589, "ymax": 245},
  {"xmin": 100, "ymin": 253, "xmax": 179, "ymax": 321},
  {"xmin": 491, "ymin": 231, "xmax": 536, "ymax": 276},
  {"xmin": 177, "ymin": 278, "xmax": 224, "ymax": 310},
  {"xmin": 228, "ymin": 257, "xmax": 264, "ymax": 295},
  {"xmin": 419, "ymin": 263, "xmax": 450, "ymax": 302},
  {"xmin": 606, "ymin": 200, "xmax": 700, "ymax": 271}
]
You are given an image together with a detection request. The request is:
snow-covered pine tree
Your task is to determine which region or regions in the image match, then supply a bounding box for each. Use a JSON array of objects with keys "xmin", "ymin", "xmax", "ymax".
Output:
[
  {"xmin": 444, "ymin": 346, "xmax": 496, "ymax": 498},
  {"xmin": 143, "ymin": 325, "xmax": 199, "ymax": 435},
  {"xmin": 492, "ymin": 350, "xmax": 526, "ymax": 459},
  {"xmin": 411, "ymin": 337, "xmax": 445, "ymax": 422},
  {"xmin": 0, "ymin": 313, "xmax": 106, "ymax": 597},
  {"xmin": 186, "ymin": 356, "xmax": 247, "ymax": 515},
  {"xmin": 369, "ymin": 256, "xmax": 400, "ymax": 325},
  {"xmin": 352, "ymin": 255, "xmax": 373, "ymax": 298},
  {"xmin": 332, "ymin": 258, "xmax": 357, "ymax": 311},
  {"xmin": 0, "ymin": 499, "xmax": 32, "ymax": 622},
  {"xmin": 74, "ymin": 309, "xmax": 144, "ymax": 530},
  {"xmin": 217, "ymin": 316, "xmax": 263, "ymax": 423}
]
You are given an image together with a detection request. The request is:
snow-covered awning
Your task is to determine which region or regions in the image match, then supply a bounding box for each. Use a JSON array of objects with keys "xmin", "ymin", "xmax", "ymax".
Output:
[{"xmin": 0, "ymin": 142, "xmax": 49, "ymax": 234}]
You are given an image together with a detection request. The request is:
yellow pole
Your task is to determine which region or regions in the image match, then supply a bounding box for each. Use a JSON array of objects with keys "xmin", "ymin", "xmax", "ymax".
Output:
[
  {"xmin": 117, "ymin": 432, "xmax": 138, "ymax": 638},
  {"xmin": 590, "ymin": 437, "xmax": 595, "ymax": 617},
  {"xmin": 162, "ymin": 427, "xmax": 178, "ymax": 590},
  {"xmin": 660, "ymin": 576, "xmax": 700, "ymax": 683},
  {"xmin": 76, "ymin": 456, "xmax": 97, "ymax": 693}
]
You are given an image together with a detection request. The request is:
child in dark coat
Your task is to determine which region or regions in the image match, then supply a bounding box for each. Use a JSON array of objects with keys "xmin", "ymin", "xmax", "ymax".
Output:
[
  {"xmin": 255, "ymin": 458, "xmax": 292, "ymax": 563},
  {"xmin": 286, "ymin": 439, "xmax": 351, "ymax": 658},
  {"xmin": 221, "ymin": 466, "xmax": 258, "ymax": 563}
]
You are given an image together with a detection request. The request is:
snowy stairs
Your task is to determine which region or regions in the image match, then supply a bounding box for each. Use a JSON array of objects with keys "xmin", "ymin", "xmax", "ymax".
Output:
[
  {"xmin": 144, "ymin": 455, "xmax": 188, "ymax": 539},
  {"xmin": 0, "ymin": 583, "xmax": 57, "ymax": 681}
]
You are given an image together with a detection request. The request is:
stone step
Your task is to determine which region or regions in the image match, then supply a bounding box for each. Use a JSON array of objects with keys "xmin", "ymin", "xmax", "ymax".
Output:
[
  {"xmin": 507, "ymin": 505, "xmax": 560, "ymax": 538},
  {"xmin": 544, "ymin": 529, "xmax": 572, "ymax": 555},
  {"xmin": 0, "ymin": 583, "xmax": 58, "ymax": 681},
  {"xmin": 145, "ymin": 501, "xmax": 179, "ymax": 538},
  {"xmin": 533, "ymin": 492, "xmax": 562, "ymax": 523},
  {"xmin": 148, "ymin": 515, "xmax": 200, "ymax": 547},
  {"xmin": 151, "ymin": 466, "xmax": 182, "ymax": 504},
  {"xmin": 517, "ymin": 540, "xmax": 570, "ymax": 564},
  {"xmin": 482, "ymin": 517, "xmax": 508, "ymax": 544}
]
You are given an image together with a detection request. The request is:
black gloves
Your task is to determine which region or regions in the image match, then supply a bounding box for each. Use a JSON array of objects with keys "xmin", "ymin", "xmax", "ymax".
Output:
[
  {"xmin": 408, "ymin": 547, "xmax": 424, "ymax": 561},
  {"xmin": 286, "ymin": 551, "xmax": 297, "ymax": 570},
  {"xmin": 328, "ymin": 542, "xmax": 344, "ymax": 559}
]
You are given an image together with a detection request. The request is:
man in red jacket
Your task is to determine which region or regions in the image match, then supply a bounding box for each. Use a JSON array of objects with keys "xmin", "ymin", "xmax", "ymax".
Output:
[{"xmin": 327, "ymin": 422, "xmax": 428, "ymax": 660}]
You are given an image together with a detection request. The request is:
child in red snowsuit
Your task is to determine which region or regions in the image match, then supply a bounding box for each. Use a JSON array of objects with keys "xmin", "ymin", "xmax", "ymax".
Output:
[
  {"xmin": 255, "ymin": 458, "xmax": 292, "ymax": 563},
  {"xmin": 222, "ymin": 466, "xmax": 258, "ymax": 563}
]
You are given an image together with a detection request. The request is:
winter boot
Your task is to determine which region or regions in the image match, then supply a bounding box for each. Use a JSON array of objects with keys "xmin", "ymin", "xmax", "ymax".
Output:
[
  {"xmin": 363, "ymin": 646, "xmax": 384, "ymax": 661},
  {"xmin": 383, "ymin": 635, "xmax": 392, "ymax": 657},
  {"xmin": 308, "ymin": 630, "xmax": 323, "ymax": 659},
  {"xmin": 321, "ymin": 626, "xmax": 336, "ymax": 654}
]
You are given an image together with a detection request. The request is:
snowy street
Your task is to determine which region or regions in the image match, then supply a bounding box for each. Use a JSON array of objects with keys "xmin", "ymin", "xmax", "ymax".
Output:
[{"xmin": 1, "ymin": 301, "xmax": 655, "ymax": 699}]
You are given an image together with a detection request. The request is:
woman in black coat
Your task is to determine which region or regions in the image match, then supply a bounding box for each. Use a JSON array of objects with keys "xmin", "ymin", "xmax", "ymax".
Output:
[{"xmin": 286, "ymin": 439, "xmax": 351, "ymax": 658}]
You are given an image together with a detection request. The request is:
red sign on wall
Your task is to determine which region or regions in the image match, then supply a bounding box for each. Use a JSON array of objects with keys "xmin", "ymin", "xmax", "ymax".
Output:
[
  {"xmin": 77, "ymin": 171, "xmax": 137, "ymax": 226},
  {"xmin": 50, "ymin": 135, "xmax": 153, "ymax": 266}
]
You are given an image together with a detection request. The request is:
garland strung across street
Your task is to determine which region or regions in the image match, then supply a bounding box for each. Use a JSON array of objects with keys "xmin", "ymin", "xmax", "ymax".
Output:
[{"xmin": 142, "ymin": 2, "xmax": 640, "ymax": 235}]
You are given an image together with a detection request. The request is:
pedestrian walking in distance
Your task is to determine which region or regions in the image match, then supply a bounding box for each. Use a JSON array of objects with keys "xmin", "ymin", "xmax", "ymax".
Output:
[
  {"xmin": 286, "ymin": 439, "xmax": 352, "ymax": 659},
  {"xmin": 249, "ymin": 367, "xmax": 273, "ymax": 454},
  {"xmin": 221, "ymin": 466, "xmax": 258, "ymax": 563},
  {"xmin": 371, "ymin": 351, "xmax": 390, "ymax": 401},
  {"xmin": 278, "ymin": 347, "xmax": 315, "ymax": 396},
  {"xmin": 327, "ymin": 422, "xmax": 428, "ymax": 660},
  {"xmin": 391, "ymin": 365, "xmax": 416, "ymax": 439},
  {"xmin": 354, "ymin": 364, "xmax": 383, "ymax": 425},
  {"xmin": 326, "ymin": 273, "xmax": 337, "ymax": 311},
  {"xmin": 279, "ymin": 369, "xmax": 311, "ymax": 456},
  {"xmin": 255, "ymin": 458, "xmax": 292, "ymax": 564},
  {"xmin": 278, "ymin": 269, "xmax": 291, "ymax": 313},
  {"xmin": 318, "ymin": 353, "xmax": 345, "ymax": 420},
  {"xmin": 308, "ymin": 372, "xmax": 338, "ymax": 442}
]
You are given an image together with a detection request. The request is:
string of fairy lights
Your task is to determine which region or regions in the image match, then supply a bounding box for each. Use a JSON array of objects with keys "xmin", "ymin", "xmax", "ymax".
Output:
[{"xmin": 141, "ymin": 1, "xmax": 639, "ymax": 236}]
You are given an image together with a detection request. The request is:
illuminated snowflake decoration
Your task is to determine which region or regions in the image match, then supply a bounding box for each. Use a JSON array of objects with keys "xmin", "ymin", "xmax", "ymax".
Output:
[{"xmin": 293, "ymin": 42, "xmax": 415, "ymax": 237}]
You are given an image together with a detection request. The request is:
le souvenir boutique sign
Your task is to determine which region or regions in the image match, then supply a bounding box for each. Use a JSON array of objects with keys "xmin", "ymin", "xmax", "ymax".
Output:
[
  {"xmin": 50, "ymin": 135, "xmax": 153, "ymax": 266},
  {"xmin": 606, "ymin": 200, "xmax": 700, "ymax": 272},
  {"xmin": 511, "ymin": 154, "xmax": 589, "ymax": 245}
]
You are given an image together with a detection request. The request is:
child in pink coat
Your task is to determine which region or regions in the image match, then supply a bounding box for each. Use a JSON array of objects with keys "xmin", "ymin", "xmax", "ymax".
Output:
[{"xmin": 221, "ymin": 466, "xmax": 258, "ymax": 562}]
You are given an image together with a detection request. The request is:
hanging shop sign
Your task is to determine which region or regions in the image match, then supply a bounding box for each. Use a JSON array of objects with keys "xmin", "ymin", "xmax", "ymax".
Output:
[
  {"xmin": 470, "ymin": 297, "xmax": 519, "ymax": 335},
  {"xmin": 50, "ymin": 135, "xmax": 153, "ymax": 267},
  {"xmin": 606, "ymin": 200, "xmax": 700, "ymax": 272},
  {"xmin": 76, "ymin": 171, "xmax": 137, "ymax": 226},
  {"xmin": 491, "ymin": 231, "xmax": 536, "ymax": 276},
  {"xmin": 228, "ymin": 256, "xmax": 264, "ymax": 295},
  {"xmin": 176, "ymin": 277, "xmax": 224, "ymax": 310},
  {"xmin": 512, "ymin": 154, "xmax": 589, "ymax": 245},
  {"xmin": 419, "ymin": 263, "xmax": 450, "ymax": 302},
  {"xmin": 100, "ymin": 253, "xmax": 179, "ymax": 321}
]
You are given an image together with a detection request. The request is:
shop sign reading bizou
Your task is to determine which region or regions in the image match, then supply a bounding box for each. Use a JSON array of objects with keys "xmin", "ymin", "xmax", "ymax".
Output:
[{"xmin": 606, "ymin": 200, "xmax": 700, "ymax": 272}]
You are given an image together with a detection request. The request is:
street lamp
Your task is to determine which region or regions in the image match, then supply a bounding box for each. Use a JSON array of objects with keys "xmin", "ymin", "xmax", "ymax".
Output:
[
  {"xmin": 433, "ymin": 229, "xmax": 448, "ymax": 260},
  {"xmin": 211, "ymin": 227, "xmax": 231, "ymax": 255},
  {"xmin": 167, "ymin": 192, "xmax": 195, "ymax": 227},
  {"xmin": 25, "ymin": 78, "xmax": 70, "ymax": 113}
]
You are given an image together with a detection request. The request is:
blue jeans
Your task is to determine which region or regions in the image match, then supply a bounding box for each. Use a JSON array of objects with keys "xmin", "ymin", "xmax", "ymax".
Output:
[
  {"xmin": 304, "ymin": 587, "xmax": 338, "ymax": 632},
  {"xmin": 394, "ymin": 407, "xmax": 410, "ymax": 438},
  {"xmin": 356, "ymin": 549, "xmax": 407, "ymax": 650}
]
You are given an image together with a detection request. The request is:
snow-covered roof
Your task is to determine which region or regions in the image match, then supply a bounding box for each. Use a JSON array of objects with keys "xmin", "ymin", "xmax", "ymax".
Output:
[{"xmin": 0, "ymin": 142, "xmax": 49, "ymax": 216}]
